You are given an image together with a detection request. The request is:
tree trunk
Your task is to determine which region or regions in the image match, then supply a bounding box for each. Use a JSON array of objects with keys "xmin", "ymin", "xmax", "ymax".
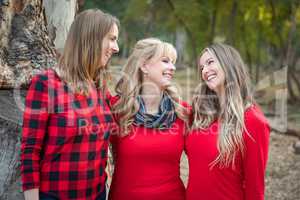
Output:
[
  {"xmin": 255, "ymin": 28, "xmax": 262, "ymax": 84},
  {"xmin": 175, "ymin": 27, "xmax": 187, "ymax": 67},
  {"xmin": 209, "ymin": 0, "xmax": 218, "ymax": 44},
  {"xmin": 240, "ymin": 21, "xmax": 253, "ymax": 78},
  {"xmin": 284, "ymin": 2, "xmax": 299, "ymax": 101},
  {"xmin": 166, "ymin": 0, "xmax": 198, "ymax": 67},
  {"xmin": 291, "ymin": 72, "xmax": 300, "ymax": 98},
  {"xmin": 227, "ymin": 0, "xmax": 238, "ymax": 46},
  {"xmin": 0, "ymin": 0, "xmax": 76, "ymax": 199},
  {"xmin": 267, "ymin": 0, "xmax": 286, "ymax": 68},
  {"xmin": 0, "ymin": 90, "xmax": 26, "ymax": 200},
  {"xmin": 121, "ymin": 30, "xmax": 129, "ymax": 59},
  {"xmin": 43, "ymin": 0, "xmax": 78, "ymax": 54}
]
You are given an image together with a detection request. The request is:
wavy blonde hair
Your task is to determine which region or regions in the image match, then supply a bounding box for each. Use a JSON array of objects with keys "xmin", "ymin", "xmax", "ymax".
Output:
[
  {"xmin": 57, "ymin": 9, "xmax": 119, "ymax": 95},
  {"xmin": 192, "ymin": 43, "xmax": 253, "ymax": 168},
  {"xmin": 113, "ymin": 38, "xmax": 189, "ymax": 135}
]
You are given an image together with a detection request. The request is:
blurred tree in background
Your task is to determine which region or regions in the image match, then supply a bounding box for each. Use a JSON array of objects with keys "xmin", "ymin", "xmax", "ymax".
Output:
[{"xmin": 83, "ymin": 0, "xmax": 300, "ymax": 102}]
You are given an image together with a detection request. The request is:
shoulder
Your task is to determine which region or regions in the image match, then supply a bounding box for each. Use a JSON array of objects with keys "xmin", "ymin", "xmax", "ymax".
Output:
[
  {"xmin": 30, "ymin": 69, "xmax": 57, "ymax": 84},
  {"xmin": 178, "ymin": 100, "xmax": 191, "ymax": 108},
  {"xmin": 244, "ymin": 104, "xmax": 269, "ymax": 127},
  {"xmin": 28, "ymin": 69, "xmax": 56, "ymax": 91},
  {"xmin": 177, "ymin": 100, "xmax": 192, "ymax": 113},
  {"xmin": 244, "ymin": 104, "xmax": 270, "ymax": 139},
  {"xmin": 107, "ymin": 95, "xmax": 120, "ymax": 106}
]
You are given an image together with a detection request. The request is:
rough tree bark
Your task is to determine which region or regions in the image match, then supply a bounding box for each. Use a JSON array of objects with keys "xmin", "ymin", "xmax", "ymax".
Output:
[{"xmin": 0, "ymin": 0, "xmax": 77, "ymax": 199}]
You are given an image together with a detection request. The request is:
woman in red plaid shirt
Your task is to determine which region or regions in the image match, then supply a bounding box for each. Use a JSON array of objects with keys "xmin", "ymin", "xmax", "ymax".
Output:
[{"xmin": 21, "ymin": 9, "xmax": 119, "ymax": 200}]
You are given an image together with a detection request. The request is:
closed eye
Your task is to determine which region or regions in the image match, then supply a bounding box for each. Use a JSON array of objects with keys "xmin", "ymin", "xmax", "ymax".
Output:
[
  {"xmin": 207, "ymin": 59, "xmax": 214, "ymax": 65},
  {"xmin": 162, "ymin": 58, "xmax": 170, "ymax": 63},
  {"xmin": 110, "ymin": 35, "xmax": 118, "ymax": 42}
]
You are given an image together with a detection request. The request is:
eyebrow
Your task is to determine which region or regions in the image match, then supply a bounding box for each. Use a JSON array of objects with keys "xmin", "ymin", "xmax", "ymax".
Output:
[
  {"xmin": 199, "ymin": 57, "xmax": 213, "ymax": 68},
  {"xmin": 204, "ymin": 57, "xmax": 213, "ymax": 64},
  {"xmin": 162, "ymin": 56, "xmax": 175, "ymax": 63}
]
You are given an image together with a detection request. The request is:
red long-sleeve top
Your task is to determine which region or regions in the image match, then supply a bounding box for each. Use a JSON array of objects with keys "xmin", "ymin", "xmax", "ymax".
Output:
[
  {"xmin": 21, "ymin": 69, "xmax": 114, "ymax": 199},
  {"xmin": 108, "ymin": 96, "xmax": 187, "ymax": 200},
  {"xmin": 185, "ymin": 104, "xmax": 270, "ymax": 200}
]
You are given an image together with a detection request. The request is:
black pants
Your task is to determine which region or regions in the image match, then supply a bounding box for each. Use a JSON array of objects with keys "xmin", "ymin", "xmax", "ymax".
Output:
[
  {"xmin": 39, "ymin": 192, "xmax": 58, "ymax": 200},
  {"xmin": 39, "ymin": 188, "xmax": 106, "ymax": 200}
]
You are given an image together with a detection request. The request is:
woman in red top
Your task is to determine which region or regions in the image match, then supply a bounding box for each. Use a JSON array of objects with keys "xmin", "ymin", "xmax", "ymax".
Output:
[
  {"xmin": 21, "ymin": 9, "xmax": 119, "ymax": 200},
  {"xmin": 186, "ymin": 43, "xmax": 270, "ymax": 200},
  {"xmin": 108, "ymin": 38, "xmax": 189, "ymax": 200}
]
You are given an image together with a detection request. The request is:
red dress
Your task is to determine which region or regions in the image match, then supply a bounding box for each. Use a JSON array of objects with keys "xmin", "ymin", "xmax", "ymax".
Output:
[
  {"xmin": 185, "ymin": 105, "xmax": 270, "ymax": 200},
  {"xmin": 108, "ymin": 97, "xmax": 186, "ymax": 200}
]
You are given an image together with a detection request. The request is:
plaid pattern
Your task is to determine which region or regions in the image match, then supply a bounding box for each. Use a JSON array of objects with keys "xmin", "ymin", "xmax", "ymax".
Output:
[{"xmin": 21, "ymin": 69, "xmax": 114, "ymax": 199}]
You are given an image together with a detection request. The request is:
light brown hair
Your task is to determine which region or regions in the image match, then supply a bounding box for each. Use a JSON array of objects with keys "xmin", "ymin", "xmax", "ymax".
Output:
[{"xmin": 57, "ymin": 9, "xmax": 119, "ymax": 95}]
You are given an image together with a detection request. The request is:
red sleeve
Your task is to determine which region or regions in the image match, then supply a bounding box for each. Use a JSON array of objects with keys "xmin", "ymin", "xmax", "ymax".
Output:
[
  {"xmin": 243, "ymin": 105, "xmax": 270, "ymax": 200},
  {"xmin": 105, "ymin": 89, "xmax": 113, "ymax": 103},
  {"xmin": 178, "ymin": 101, "xmax": 192, "ymax": 136},
  {"xmin": 20, "ymin": 74, "xmax": 49, "ymax": 191},
  {"xmin": 108, "ymin": 95, "xmax": 121, "ymax": 144}
]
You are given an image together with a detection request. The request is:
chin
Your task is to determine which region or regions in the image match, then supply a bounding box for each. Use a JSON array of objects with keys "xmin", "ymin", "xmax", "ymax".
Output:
[
  {"xmin": 161, "ymin": 83, "xmax": 172, "ymax": 90},
  {"xmin": 207, "ymin": 84, "xmax": 217, "ymax": 92}
]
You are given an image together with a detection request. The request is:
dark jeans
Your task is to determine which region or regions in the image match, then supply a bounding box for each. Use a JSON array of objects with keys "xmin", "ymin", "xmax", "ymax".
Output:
[
  {"xmin": 39, "ymin": 192, "xmax": 58, "ymax": 200},
  {"xmin": 96, "ymin": 188, "xmax": 106, "ymax": 200},
  {"xmin": 39, "ymin": 188, "xmax": 106, "ymax": 200}
]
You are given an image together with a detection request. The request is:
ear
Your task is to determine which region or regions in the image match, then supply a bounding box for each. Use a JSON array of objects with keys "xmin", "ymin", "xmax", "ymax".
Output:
[{"xmin": 140, "ymin": 60, "xmax": 149, "ymax": 74}]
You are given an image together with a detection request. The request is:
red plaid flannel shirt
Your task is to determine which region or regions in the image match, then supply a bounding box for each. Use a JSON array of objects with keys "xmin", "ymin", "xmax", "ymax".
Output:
[{"xmin": 21, "ymin": 69, "xmax": 115, "ymax": 199}]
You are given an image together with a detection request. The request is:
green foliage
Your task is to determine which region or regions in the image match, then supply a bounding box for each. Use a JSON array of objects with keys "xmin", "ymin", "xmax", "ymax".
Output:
[{"xmin": 82, "ymin": 0, "xmax": 299, "ymax": 69}]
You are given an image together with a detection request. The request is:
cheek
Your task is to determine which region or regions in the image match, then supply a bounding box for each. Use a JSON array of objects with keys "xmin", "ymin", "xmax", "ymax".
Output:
[
  {"xmin": 201, "ymin": 71, "xmax": 205, "ymax": 80},
  {"xmin": 101, "ymin": 40, "xmax": 109, "ymax": 52},
  {"xmin": 148, "ymin": 69, "xmax": 164, "ymax": 84},
  {"xmin": 148, "ymin": 70, "xmax": 160, "ymax": 80}
]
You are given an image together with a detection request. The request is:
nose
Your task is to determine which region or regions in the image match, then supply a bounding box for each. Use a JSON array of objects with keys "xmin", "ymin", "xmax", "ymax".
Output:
[
  {"xmin": 112, "ymin": 41, "xmax": 119, "ymax": 53},
  {"xmin": 201, "ymin": 65, "xmax": 209, "ymax": 79},
  {"xmin": 168, "ymin": 62, "xmax": 176, "ymax": 71}
]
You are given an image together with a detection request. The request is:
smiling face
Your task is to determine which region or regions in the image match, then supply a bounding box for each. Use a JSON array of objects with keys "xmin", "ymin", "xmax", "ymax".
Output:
[
  {"xmin": 199, "ymin": 50, "xmax": 225, "ymax": 95},
  {"xmin": 100, "ymin": 23, "xmax": 119, "ymax": 67},
  {"xmin": 143, "ymin": 56, "xmax": 176, "ymax": 90}
]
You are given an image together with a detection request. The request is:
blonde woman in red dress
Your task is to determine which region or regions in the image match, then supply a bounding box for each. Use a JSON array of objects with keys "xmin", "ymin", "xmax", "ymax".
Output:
[
  {"xmin": 186, "ymin": 43, "xmax": 270, "ymax": 200},
  {"xmin": 108, "ymin": 38, "xmax": 189, "ymax": 200}
]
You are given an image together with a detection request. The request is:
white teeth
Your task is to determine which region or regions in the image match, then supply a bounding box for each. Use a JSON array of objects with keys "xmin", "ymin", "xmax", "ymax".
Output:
[
  {"xmin": 207, "ymin": 74, "xmax": 216, "ymax": 81},
  {"xmin": 163, "ymin": 73, "xmax": 172, "ymax": 79}
]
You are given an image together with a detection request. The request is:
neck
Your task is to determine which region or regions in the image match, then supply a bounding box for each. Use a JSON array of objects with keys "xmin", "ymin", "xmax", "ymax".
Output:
[{"xmin": 140, "ymin": 80, "xmax": 163, "ymax": 114}]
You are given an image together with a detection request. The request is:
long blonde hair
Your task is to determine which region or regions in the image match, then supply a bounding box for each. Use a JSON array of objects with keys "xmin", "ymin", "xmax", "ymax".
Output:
[
  {"xmin": 192, "ymin": 43, "xmax": 253, "ymax": 167},
  {"xmin": 113, "ymin": 38, "xmax": 189, "ymax": 135},
  {"xmin": 57, "ymin": 9, "xmax": 119, "ymax": 95}
]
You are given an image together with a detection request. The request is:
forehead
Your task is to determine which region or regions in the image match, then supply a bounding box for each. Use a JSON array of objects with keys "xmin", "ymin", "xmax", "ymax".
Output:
[
  {"xmin": 107, "ymin": 23, "xmax": 119, "ymax": 37},
  {"xmin": 161, "ymin": 45, "xmax": 176, "ymax": 62},
  {"xmin": 199, "ymin": 50, "xmax": 214, "ymax": 64}
]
